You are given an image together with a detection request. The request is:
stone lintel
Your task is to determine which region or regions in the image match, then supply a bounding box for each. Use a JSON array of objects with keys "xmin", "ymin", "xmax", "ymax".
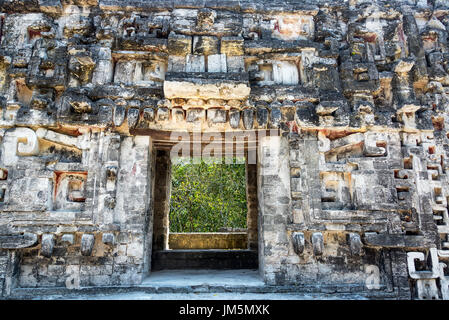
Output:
[{"xmin": 163, "ymin": 72, "xmax": 250, "ymax": 100}]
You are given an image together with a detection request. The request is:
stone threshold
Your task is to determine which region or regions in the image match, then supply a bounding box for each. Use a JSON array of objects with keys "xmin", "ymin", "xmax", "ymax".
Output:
[
  {"xmin": 7, "ymin": 268, "xmax": 398, "ymax": 300},
  {"xmin": 7, "ymin": 286, "xmax": 398, "ymax": 300}
]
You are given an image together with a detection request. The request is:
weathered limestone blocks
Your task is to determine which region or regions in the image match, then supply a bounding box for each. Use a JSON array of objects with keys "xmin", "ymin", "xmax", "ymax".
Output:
[
  {"xmin": 26, "ymin": 39, "xmax": 67, "ymax": 89},
  {"xmin": 364, "ymin": 233, "xmax": 432, "ymax": 249},
  {"xmin": 270, "ymin": 14, "xmax": 316, "ymax": 41},
  {"xmin": 169, "ymin": 232, "xmax": 247, "ymax": 250},
  {"xmin": 185, "ymin": 54, "xmax": 205, "ymax": 73},
  {"xmin": 163, "ymin": 73, "xmax": 250, "ymax": 100},
  {"xmin": 0, "ymin": 250, "xmax": 20, "ymax": 297},
  {"xmin": 207, "ymin": 54, "xmax": 227, "ymax": 73},
  {"xmin": 4, "ymin": 3, "xmax": 444, "ymax": 132},
  {"xmin": 14, "ymin": 229, "xmax": 145, "ymax": 288},
  {"xmin": 167, "ymin": 32, "xmax": 240, "ymax": 74}
]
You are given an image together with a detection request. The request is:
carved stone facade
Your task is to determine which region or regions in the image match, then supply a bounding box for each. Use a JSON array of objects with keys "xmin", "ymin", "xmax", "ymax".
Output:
[{"xmin": 0, "ymin": 0, "xmax": 449, "ymax": 300}]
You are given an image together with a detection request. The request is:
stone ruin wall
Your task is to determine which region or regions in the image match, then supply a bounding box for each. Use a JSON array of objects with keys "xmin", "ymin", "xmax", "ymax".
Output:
[{"xmin": 0, "ymin": 0, "xmax": 448, "ymax": 300}]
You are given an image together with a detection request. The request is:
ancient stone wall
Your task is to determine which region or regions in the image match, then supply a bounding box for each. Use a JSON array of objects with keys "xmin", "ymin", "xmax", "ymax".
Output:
[{"xmin": 0, "ymin": 0, "xmax": 448, "ymax": 299}]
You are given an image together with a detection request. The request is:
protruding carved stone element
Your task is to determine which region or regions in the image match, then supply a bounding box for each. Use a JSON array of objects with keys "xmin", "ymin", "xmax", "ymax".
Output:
[
  {"xmin": 36, "ymin": 128, "xmax": 78, "ymax": 147},
  {"xmin": 69, "ymin": 54, "xmax": 96, "ymax": 85},
  {"xmin": 163, "ymin": 74, "xmax": 250, "ymax": 100},
  {"xmin": 70, "ymin": 100, "xmax": 92, "ymax": 114},
  {"xmin": 80, "ymin": 234, "xmax": 95, "ymax": 256},
  {"xmin": 270, "ymin": 106, "xmax": 281, "ymax": 128},
  {"xmin": 0, "ymin": 233, "xmax": 38, "ymax": 249},
  {"xmin": 243, "ymin": 108, "xmax": 254, "ymax": 130},
  {"xmin": 229, "ymin": 109, "xmax": 240, "ymax": 129},
  {"xmin": 292, "ymin": 232, "xmax": 305, "ymax": 255},
  {"xmin": 61, "ymin": 234, "xmax": 74, "ymax": 246},
  {"xmin": 127, "ymin": 108, "xmax": 140, "ymax": 128},
  {"xmin": 0, "ymin": 187, "xmax": 5, "ymax": 202},
  {"xmin": 407, "ymin": 248, "xmax": 439, "ymax": 279},
  {"xmin": 104, "ymin": 195, "xmax": 116, "ymax": 209},
  {"xmin": 2, "ymin": 128, "xmax": 39, "ymax": 166},
  {"xmin": 172, "ymin": 107, "xmax": 185, "ymax": 122},
  {"xmin": 438, "ymin": 262, "xmax": 449, "ymax": 300},
  {"xmin": 102, "ymin": 233, "xmax": 115, "ymax": 245},
  {"xmin": 348, "ymin": 233, "xmax": 362, "ymax": 256},
  {"xmin": 113, "ymin": 106, "xmax": 126, "ymax": 126},
  {"xmin": 311, "ymin": 232, "xmax": 324, "ymax": 256},
  {"xmin": 106, "ymin": 166, "xmax": 117, "ymax": 180},
  {"xmin": 256, "ymin": 107, "xmax": 268, "ymax": 128},
  {"xmin": 40, "ymin": 234, "xmax": 54, "ymax": 258}
]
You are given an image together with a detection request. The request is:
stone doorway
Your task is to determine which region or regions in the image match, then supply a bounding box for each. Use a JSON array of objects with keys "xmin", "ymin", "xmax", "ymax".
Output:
[
  {"xmin": 150, "ymin": 146, "xmax": 259, "ymax": 271},
  {"xmin": 145, "ymin": 130, "xmax": 259, "ymax": 271}
]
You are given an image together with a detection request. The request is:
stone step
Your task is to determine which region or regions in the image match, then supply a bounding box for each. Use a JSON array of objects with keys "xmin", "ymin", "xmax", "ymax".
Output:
[
  {"xmin": 9, "ymin": 284, "xmax": 393, "ymax": 300},
  {"xmin": 9, "ymin": 268, "xmax": 393, "ymax": 300},
  {"xmin": 151, "ymin": 249, "xmax": 258, "ymax": 270}
]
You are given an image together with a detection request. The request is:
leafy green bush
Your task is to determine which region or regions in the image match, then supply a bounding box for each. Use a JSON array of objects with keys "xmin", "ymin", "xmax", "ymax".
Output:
[{"xmin": 169, "ymin": 158, "xmax": 247, "ymax": 232}]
